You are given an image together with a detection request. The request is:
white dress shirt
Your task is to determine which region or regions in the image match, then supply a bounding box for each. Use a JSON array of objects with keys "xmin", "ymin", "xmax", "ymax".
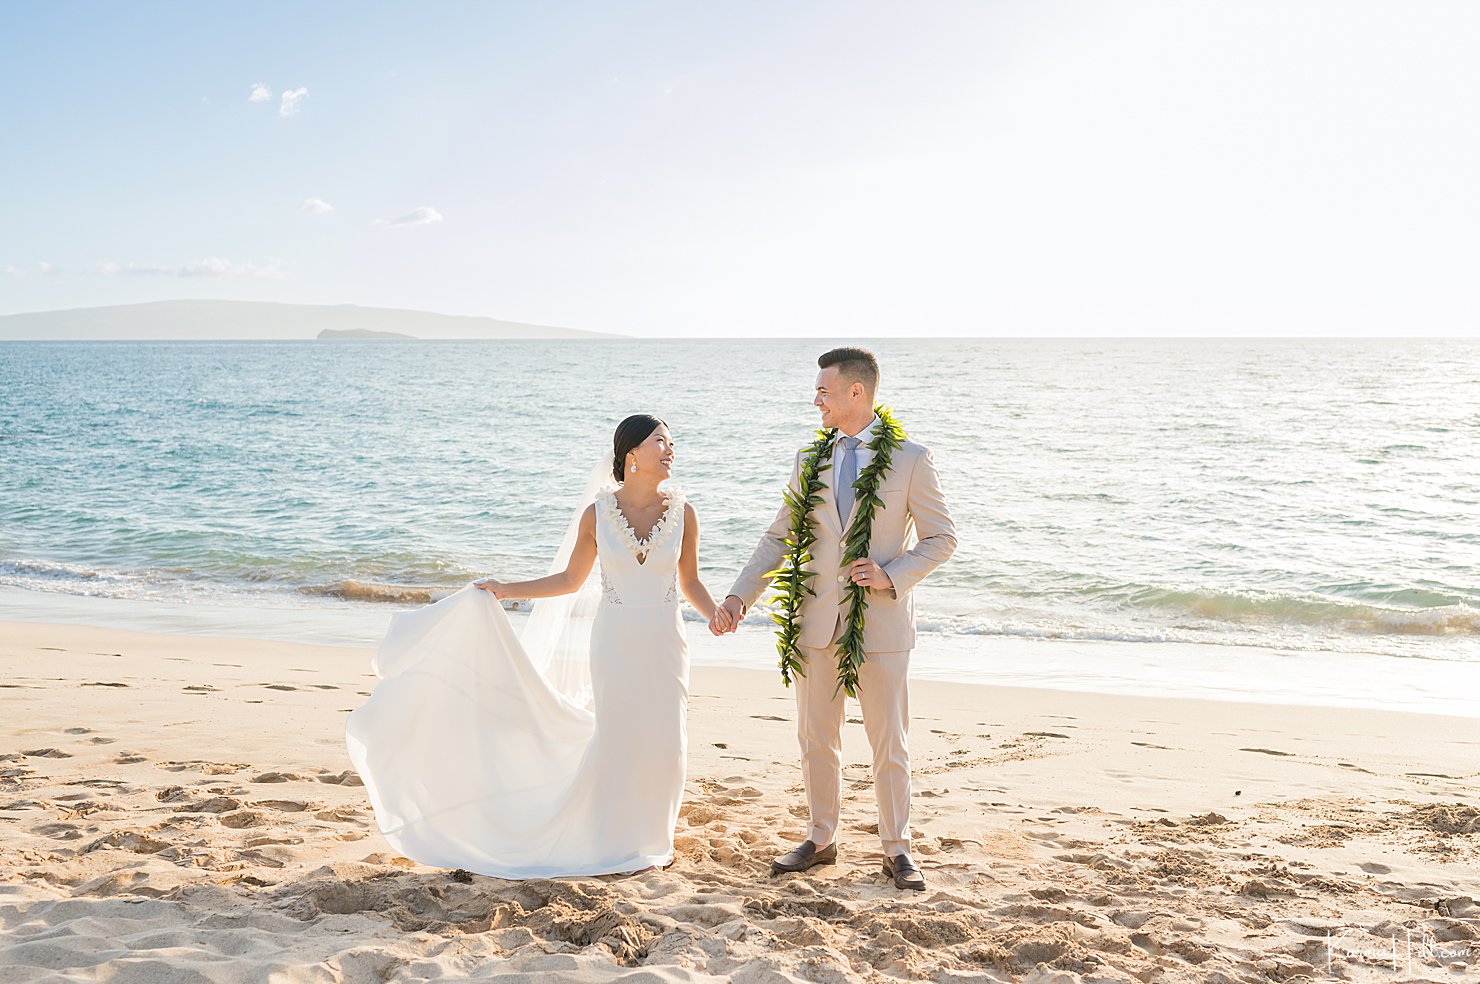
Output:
[{"xmin": 835, "ymin": 413, "xmax": 881, "ymax": 468}]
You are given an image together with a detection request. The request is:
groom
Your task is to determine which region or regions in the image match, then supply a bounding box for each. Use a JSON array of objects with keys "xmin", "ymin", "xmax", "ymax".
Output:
[{"xmin": 710, "ymin": 346, "xmax": 956, "ymax": 891}]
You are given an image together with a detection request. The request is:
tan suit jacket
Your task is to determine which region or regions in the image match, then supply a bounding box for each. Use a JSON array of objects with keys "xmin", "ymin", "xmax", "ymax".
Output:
[{"xmin": 730, "ymin": 433, "xmax": 956, "ymax": 652}]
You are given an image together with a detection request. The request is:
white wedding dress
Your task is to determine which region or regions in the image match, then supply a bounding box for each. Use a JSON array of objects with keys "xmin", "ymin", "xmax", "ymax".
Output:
[{"xmin": 344, "ymin": 487, "xmax": 690, "ymax": 879}]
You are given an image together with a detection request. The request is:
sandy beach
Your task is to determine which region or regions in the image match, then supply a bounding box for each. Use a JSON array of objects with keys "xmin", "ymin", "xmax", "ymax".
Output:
[{"xmin": 2, "ymin": 618, "xmax": 1477, "ymax": 983}]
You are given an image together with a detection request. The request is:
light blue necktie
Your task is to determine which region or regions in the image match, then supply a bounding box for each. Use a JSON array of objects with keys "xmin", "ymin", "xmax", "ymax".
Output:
[{"xmin": 835, "ymin": 436, "xmax": 861, "ymax": 525}]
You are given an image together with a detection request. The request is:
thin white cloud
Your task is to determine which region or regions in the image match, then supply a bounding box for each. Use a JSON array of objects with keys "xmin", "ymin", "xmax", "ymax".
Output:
[
  {"xmin": 181, "ymin": 256, "xmax": 284, "ymax": 278},
  {"xmin": 248, "ymin": 83, "xmax": 272, "ymax": 103},
  {"xmin": 1, "ymin": 261, "xmax": 56, "ymax": 277},
  {"xmin": 278, "ymin": 87, "xmax": 308, "ymax": 117},
  {"xmin": 377, "ymin": 206, "xmax": 444, "ymax": 227},
  {"xmin": 301, "ymin": 197, "xmax": 334, "ymax": 214},
  {"xmin": 95, "ymin": 257, "xmax": 284, "ymax": 279},
  {"xmin": 96, "ymin": 260, "xmax": 168, "ymax": 276}
]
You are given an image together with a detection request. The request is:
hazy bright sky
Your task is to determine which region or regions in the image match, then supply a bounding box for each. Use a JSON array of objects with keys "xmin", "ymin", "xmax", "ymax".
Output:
[{"xmin": 3, "ymin": 1, "xmax": 1478, "ymax": 336}]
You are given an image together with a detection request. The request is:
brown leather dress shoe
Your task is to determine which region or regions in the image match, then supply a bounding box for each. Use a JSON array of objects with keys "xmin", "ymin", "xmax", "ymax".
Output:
[
  {"xmin": 770, "ymin": 839, "xmax": 837, "ymax": 874},
  {"xmin": 882, "ymin": 852, "xmax": 926, "ymax": 890}
]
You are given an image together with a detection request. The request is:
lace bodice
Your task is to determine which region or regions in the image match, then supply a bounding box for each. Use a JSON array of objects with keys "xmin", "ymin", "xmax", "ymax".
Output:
[{"xmin": 595, "ymin": 487, "xmax": 685, "ymax": 606}]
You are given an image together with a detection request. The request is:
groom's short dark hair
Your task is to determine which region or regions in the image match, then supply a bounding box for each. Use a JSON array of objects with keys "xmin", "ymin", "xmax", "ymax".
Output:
[{"xmin": 818, "ymin": 346, "xmax": 879, "ymax": 397}]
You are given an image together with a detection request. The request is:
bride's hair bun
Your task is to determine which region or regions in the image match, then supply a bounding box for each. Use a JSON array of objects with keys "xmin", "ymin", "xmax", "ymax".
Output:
[{"xmin": 612, "ymin": 414, "xmax": 667, "ymax": 483}]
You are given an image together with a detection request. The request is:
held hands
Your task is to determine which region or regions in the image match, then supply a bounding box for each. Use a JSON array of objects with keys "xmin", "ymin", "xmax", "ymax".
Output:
[
  {"xmin": 709, "ymin": 595, "xmax": 745, "ymax": 636},
  {"xmin": 474, "ymin": 577, "xmax": 510, "ymax": 600}
]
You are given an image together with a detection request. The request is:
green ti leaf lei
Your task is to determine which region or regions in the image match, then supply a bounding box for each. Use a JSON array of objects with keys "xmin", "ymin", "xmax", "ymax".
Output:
[{"xmin": 764, "ymin": 404, "xmax": 906, "ymax": 698}]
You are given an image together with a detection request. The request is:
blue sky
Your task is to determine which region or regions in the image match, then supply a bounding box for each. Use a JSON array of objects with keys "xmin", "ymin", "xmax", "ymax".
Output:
[{"xmin": 3, "ymin": 1, "xmax": 1478, "ymax": 336}]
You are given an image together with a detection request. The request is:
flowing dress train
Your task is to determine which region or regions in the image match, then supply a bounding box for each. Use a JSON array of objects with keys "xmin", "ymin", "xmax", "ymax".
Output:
[{"xmin": 344, "ymin": 488, "xmax": 689, "ymax": 878}]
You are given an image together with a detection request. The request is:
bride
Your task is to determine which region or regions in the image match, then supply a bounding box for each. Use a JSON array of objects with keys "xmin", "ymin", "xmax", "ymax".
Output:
[{"xmin": 345, "ymin": 414, "xmax": 721, "ymax": 878}]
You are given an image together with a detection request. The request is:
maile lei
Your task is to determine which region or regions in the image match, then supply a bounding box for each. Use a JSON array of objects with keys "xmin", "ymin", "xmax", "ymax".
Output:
[{"xmin": 765, "ymin": 404, "xmax": 906, "ymax": 698}]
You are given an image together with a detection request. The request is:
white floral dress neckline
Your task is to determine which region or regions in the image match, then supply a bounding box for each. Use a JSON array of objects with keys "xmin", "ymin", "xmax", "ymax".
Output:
[{"xmin": 602, "ymin": 487, "xmax": 684, "ymax": 565}]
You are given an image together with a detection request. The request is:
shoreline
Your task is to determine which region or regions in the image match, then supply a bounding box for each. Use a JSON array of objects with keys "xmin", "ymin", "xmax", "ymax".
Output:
[{"xmin": 4, "ymin": 584, "xmax": 1479, "ymax": 719}]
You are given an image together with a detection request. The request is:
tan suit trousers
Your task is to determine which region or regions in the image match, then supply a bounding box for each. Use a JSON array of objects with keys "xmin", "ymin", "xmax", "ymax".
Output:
[{"xmin": 794, "ymin": 619, "xmax": 912, "ymax": 857}]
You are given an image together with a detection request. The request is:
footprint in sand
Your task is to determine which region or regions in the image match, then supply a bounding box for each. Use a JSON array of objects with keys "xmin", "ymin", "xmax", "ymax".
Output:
[
  {"xmin": 161, "ymin": 761, "xmax": 250, "ymax": 775},
  {"xmin": 1131, "ymin": 741, "xmax": 1173, "ymax": 750},
  {"xmin": 175, "ymin": 796, "xmax": 244, "ymax": 814},
  {"xmin": 80, "ymin": 681, "xmax": 128, "ymax": 688},
  {"xmin": 750, "ymin": 715, "xmax": 786, "ymax": 722},
  {"xmin": 263, "ymin": 684, "xmax": 298, "ymax": 692},
  {"xmin": 1024, "ymin": 732, "xmax": 1071, "ymax": 740},
  {"xmin": 84, "ymin": 830, "xmax": 171, "ymax": 855},
  {"xmin": 23, "ymin": 748, "xmax": 72, "ymax": 759},
  {"xmin": 36, "ymin": 822, "xmax": 83, "ymax": 841},
  {"xmin": 251, "ymin": 771, "xmax": 305, "ymax": 783},
  {"xmin": 315, "ymin": 770, "xmax": 364, "ymax": 786},
  {"xmin": 219, "ymin": 810, "xmax": 269, "ymax": 829},
  {"xmin": 254, "ymin": 799, "xmax": 311, "ymax": 812},
  {"xmin": 315, "ymin": 806, "xmax": 363, "ymax": 823},
  {"xmin": 59, "ymin": 801, "xmax": 113, "ymax": 820},
  {"xmin": 113, "ymin": 752, "xmax": 147, "ymax": 764},
  {"xmin": 936, "ymin": 836, "xmax": 980, "ymax": 852},
  {"xmin": 183, "ymin": 685, "xmax": 219, "ymax": 693},
  {"xmin": 1240, "ymin": 747, "xmax": 1295, "ymax": 757},
  {"xmin": 62, "ymin": 727, "xmax": 92, "ymax": 735}
]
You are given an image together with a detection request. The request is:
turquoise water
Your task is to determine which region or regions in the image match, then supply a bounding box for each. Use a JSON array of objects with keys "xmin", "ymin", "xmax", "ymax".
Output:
[{"xmin": 1, "ymin": 338, "xmax": 1476, "ymax": 668}]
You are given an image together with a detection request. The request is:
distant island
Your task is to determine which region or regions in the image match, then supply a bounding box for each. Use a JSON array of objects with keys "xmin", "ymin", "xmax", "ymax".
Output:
[
  {"xmin": 317, "ymin": 327, "xmax": 416, "ymax": 340},
  {"xmin": 0, "ymin": 299, "xmax": 622, "ymax": 340}
]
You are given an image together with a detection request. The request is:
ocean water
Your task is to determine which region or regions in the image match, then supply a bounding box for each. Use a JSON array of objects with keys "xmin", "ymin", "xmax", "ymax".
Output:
[{"xmin": 1, "ymin": 338, "xmax": 1476, "ymax": 675}]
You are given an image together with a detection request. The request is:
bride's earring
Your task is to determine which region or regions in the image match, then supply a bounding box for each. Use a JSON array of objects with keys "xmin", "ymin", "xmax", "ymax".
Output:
[{"xmin": 629, "ymin": 463, "xmax": 637, "ymax": 473}]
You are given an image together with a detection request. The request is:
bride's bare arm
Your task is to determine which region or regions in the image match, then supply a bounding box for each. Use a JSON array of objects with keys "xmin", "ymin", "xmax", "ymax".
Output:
[
  {"xmin": 476, "ymin": 505, "xmax": 598, "ymax": 600},
  {"xmin": 677, "ymin": 502, "xmax": 719, "ymax": 622}
]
